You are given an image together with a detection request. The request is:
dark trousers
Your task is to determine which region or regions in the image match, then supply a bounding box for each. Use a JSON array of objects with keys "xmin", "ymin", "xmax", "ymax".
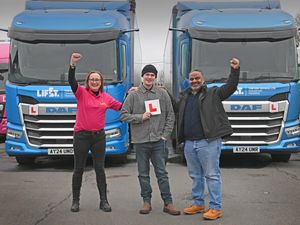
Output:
[{"xmin": 72, "ymin": 130, "xmax": 106, "ymax": 197}]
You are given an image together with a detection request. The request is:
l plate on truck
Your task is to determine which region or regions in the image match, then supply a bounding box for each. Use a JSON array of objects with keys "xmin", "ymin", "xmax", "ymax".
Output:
[
  {"xmin": 233, "ymin": 146, "xmax": 260, "ymax": 153},
  {"xmin": 48, "ymin": 148, "xmax": 74, "ymax": 155}
]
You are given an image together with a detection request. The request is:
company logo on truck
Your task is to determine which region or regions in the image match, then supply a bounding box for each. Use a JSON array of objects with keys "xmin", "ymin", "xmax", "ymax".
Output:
[
  {"xmin": 226, "ymin": 102, "xmax": 281, "ymax": 113},
  {"xmin": 37, "ymin": 88, "xmax": 60, "ymax": 98},
  {"xmin": 230, "ymin": 104, "xmax": 262, "ymax": 111},
  {"xmin": 233, "ymin": 88, "xmax": 244, "ymax": 95},
  {"xmin": 46, "ymin": 107, "xmax": 77, "ymax": 114}
]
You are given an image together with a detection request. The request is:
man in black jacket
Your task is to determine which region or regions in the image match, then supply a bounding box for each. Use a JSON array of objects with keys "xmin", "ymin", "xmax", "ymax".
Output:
[{"xmin": 180, "ymin": 58, "xmax": 240, "ymax": 220}]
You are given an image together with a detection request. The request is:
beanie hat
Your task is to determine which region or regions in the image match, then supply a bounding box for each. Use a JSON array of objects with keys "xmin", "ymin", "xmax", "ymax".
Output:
[{"xmin": 141, "ymin": 64, "xmax": 158, "ymax": 78}]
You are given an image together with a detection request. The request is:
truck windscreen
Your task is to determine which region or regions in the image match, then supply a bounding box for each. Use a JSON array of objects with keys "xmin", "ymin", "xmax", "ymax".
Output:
[
  {"xmin": 192, "ymin": 38, "xmax": 298, "ymax": 83},
  {"xmin": 9, "ymin": 40, "xmax": 118, "ymax": 85}
]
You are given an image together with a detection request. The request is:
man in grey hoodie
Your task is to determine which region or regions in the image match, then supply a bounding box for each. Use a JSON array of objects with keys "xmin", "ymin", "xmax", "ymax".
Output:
[{"xmin": 121, "ymin": 64, "xmax": 180, "ymax": 216}]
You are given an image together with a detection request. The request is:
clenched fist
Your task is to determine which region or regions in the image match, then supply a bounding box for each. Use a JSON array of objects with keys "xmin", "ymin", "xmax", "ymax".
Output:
[
  {"xmin": 230, "ymin": 58, "xmax": 240, "ymax": 70},
  {"xmin": 70, "ymin": 53, "xmax": 82, "ymax": 67}
]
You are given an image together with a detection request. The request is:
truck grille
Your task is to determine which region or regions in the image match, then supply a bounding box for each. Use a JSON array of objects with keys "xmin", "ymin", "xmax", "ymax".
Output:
[
  {"xmin": 222, "ymin": 100, "xmax": 288, "ymax": 145},
  {"xmin": 20, "ymin": 103, "xmax": 76, "ymax": 148}
]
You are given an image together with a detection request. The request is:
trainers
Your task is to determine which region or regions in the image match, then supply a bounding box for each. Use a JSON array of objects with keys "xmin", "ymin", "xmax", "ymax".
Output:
[
  {"xmin": 139, "ymin": 202, "xmax": 152, "ymax": 214},
  {"xmin": 183, "ymin": 204, "xmax": 205, "ymax": 215},
  {"xmin": 203, "ymin": 208, "xmax": 222, "ymax": 220},
  {"xmin": 163, "ymin": 203, "xmax": 181, "ymax": 216}
]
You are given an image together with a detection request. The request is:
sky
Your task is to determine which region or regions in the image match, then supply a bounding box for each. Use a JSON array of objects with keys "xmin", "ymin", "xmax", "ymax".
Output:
[{"xmin": 0, "ymin": 0, "xmax": 300, "ymax": 72}]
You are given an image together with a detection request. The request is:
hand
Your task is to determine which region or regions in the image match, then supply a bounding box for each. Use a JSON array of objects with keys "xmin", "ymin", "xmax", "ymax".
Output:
[
  {"xmin": 159, "ymin": 85, "xmax": 167, "ymax": 90},
  {"xmin": 70, "ymin": 53, "xmax": 82, "ymax": 67},
  {"xmin": 142, "ymin": 112, "xmax": 151, "ymax": 121},
  {"xmin": 128, "ymin": 86, "xmax": 139, "ymax": 93},
  {"xmin": 230, "ymin": 58, "xmax": 240, "ymax": 70}
]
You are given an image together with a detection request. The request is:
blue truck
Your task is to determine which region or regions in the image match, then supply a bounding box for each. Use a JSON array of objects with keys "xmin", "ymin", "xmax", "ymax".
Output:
[
  {"xmin": 6, "ymin": 0, "xmax": 137, "ymax": 165},
  {"xmin": 170, "ymin": 0, "xmax": 300, "ymax": 162}
]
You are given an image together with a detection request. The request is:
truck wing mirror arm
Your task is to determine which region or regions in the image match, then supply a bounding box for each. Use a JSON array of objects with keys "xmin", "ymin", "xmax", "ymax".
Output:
[
  {"xmin": 122, "ymin": 28, "xmax": 139, "ymax": 34},
  {"xmin": 169, "ymin": 28, "xmax": 187, "ymax": 33},
  {"xmin": 0, "ymin": 28, "xmax": 8, "ymax": 32}
]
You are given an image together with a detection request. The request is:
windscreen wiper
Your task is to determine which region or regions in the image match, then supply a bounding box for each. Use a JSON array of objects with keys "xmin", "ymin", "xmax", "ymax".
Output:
[
  {"xmin": 249, "ymin": 76, "xmax": 294, "ymax": 82},
  {"xmin": 206, "ymin": 77, "xmax": 228, "ymax": 83},
  {"xmin": 11, "ymin": 80, "xmax": 47, "ymax": 86}
]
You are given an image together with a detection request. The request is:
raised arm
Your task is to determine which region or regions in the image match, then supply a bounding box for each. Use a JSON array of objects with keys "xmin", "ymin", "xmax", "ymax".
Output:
[
  {"xmin": 218, "ymin": 57, "xmax": 240, "ymax": 100},
  {"xmin": 68, "ymin": 53, "xmax": 82, "ymax": 93}
]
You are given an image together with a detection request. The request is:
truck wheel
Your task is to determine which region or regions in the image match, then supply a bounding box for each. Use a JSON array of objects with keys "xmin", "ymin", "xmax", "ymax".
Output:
[
  {"xmin": 15, "ymin": 156, "xmax": 36, "ymax": 165},
  {"xmin": 271, "ymin": 153, "xmax": 291, "ymax": 162},
  {"xmin": 180, "ymin": 152, "xmax": 186, "ymax": 165},
  {"xmin": 172, "ymin": 138, "xmax": 178, "ymax": 151}
]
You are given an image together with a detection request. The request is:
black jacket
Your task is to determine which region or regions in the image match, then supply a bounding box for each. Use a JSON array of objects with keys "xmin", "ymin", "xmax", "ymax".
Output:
[{"xmin": 177, "ymin": 68, "xmax": 240, "ymax": 143}]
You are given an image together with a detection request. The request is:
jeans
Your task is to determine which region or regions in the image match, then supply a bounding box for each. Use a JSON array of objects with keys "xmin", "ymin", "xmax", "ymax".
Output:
[
  {"xmin": 72, "ymin": 130, "xmax": 106, "ymax": 194},
  {"xmin": 135, "ymin": 139, "xmax": 172, "ymax": 204},
  {"xmin": 184, "ymin": 138, "xmax": 222, "ymax": 210}
]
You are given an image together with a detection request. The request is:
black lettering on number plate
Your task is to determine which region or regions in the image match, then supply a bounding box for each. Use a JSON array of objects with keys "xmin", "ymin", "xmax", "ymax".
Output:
[
  {"xmin": 233, "ymin": 146, "xmax": 260, "ymax": 153},
  {"xmin": 48, "ymin": 148, "xmax": 74, "ymax": 155}
]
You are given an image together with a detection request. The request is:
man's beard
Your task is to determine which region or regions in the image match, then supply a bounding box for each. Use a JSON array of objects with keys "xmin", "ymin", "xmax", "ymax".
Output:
[{"xmin": 191, "ymin": 84, "xmax": 202, "ymax": 92}]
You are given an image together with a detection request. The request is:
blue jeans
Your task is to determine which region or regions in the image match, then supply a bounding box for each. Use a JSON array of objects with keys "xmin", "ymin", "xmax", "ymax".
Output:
[
  {"xmin": 135, "ymin": 140, "xmax": 172, "ymax": 204},
  {"xmin": 184, "ymin": 138, "xmax": 222, "ymax": 210}
]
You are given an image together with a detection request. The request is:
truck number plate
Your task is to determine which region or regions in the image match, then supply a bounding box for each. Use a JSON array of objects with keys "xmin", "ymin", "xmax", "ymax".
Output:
[
  {"xmin": 48, "ymin": 148, "xmax": 74, "ymax": 155},
  {"xmin": 233, "ymin": 146, "xmax": 260, "ymax": 153}
]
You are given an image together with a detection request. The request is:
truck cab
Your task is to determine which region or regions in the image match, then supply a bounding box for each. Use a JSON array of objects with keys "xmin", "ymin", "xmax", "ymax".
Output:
[
  {"xmin": 6, "ymin": 0, "xmax": 136, "ymax": 164},
  {"xmin": 170, "ymin": 0, "xmax": 300, "ymax": 162}
]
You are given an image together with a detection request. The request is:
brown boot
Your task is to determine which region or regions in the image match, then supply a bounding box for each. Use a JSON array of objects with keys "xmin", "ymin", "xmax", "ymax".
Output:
[
  {"xmin": 163, "ymin": 203, "xmax": 181, "ymax": 216},
  {"xmin": 139, "ymin": 202, "xmax": 152, "ymax": 214},
  {"xmin": 203, "ymin": 208, "xmax": 223, "ymax": 220},
  {"xmin": 183, "ymin": 204, "xmax": 205, "ymax": 215}
]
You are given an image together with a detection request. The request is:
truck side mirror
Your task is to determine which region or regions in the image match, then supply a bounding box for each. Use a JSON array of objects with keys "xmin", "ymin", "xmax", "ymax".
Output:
[
  {"xmin": 0, "ymin": 68, "xmax": 8, "ymax": 74},
  {"xmin": 0, "ymin": 74, "xmax": 4, "ymax": 81}
]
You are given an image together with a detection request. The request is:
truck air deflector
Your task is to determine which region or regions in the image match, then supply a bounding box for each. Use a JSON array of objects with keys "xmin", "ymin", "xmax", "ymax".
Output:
[{"xmin": 8, "ymin": 28, "xmax": 121, "ymax": 42}]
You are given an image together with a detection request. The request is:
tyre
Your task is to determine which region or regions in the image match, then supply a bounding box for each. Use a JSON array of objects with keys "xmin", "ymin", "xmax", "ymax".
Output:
[
  {"xmin": 180, "ymin": 151, "xmax": 186, "ymax": 165},
  {"xmin": 172, "ymin": 138, "xmax": 178, "ymax": 152},
  {"xmin": 271, "ymin": 153, "xmax": 291, "ymax": 162},
  {"xmin": 15, "ymin": 156, "xmax": 36, "ymax": 165}
]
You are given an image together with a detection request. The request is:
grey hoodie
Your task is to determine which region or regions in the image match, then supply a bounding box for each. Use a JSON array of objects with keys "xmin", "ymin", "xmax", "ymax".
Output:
[{"xmin": 121, "ymin": 84, "xmax": 175, "ymax": 144}]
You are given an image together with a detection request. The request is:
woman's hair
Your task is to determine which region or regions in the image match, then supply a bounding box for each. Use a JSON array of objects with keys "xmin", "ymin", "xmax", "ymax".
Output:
[{"xmin": 84, "ymin": 70, "xmax": 104, "ymax": 92}]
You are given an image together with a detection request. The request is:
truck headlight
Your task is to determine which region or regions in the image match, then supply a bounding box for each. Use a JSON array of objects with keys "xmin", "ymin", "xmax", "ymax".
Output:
[
  {"xmin": 105, "ymin": 128, "xmax": 121, "ymax": 139},
  {"xmin": 285, "ymin": 125, "xmax": 300, "ymax": 137},
  {"xmin": 7, "ymin": 129, "xmax": 22, "ymax": 139}
]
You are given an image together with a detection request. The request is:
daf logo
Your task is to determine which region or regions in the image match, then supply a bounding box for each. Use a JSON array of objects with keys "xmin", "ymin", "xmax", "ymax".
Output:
[
  {"xmin": 37, "ymin": 88, "xmax": 59, "ymax": 98},
  {"xmin": 230, "ymin": 104, "xmax": 262, "ymax": 111},
  {"xmin": 46, "ymin": 107, "xmax": 77, "ymax": 113}
]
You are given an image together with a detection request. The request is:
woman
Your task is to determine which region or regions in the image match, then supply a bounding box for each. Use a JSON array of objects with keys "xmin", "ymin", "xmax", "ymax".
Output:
[{"xmin": 68, "ymin": 53, "xmax": 122, "ymax": 213}]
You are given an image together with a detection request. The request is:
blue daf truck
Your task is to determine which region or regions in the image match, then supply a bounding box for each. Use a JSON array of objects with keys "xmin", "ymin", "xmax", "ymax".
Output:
[
  {"xmin": 5, "ymin": 0, "xmax": 137, "ymax": 164},
  {"xmin": 170, "ymin": 0, "xmax": 300, "ymax": 162}
]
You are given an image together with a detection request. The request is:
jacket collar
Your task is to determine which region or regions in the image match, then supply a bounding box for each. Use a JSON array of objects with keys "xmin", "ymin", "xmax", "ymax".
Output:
[{"xmin": 139, "ymin": 83, "xmax": 157, "ymax": 94}]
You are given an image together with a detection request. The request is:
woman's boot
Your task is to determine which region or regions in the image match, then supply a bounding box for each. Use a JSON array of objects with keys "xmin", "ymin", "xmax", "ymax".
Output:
[
  {"xmin": 99, "ymin": 184, "xmax": 112, "ymax": 212},
  {"xmin": 70, "ymin": 190, "xmax": 80, "ymax": 212}
]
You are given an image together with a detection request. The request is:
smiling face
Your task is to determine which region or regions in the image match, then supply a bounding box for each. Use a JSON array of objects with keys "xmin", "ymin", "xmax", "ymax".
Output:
[
  {"xmin": 142, "ymin": 72, "xmax": 156, "ymax": 89},
  {"xmin": 86, "ymin": 72, "xmax": 103, "ymax": 92},
  {"xmin": 189, "ymin": 70, "xmax": 205, "ymax": 92}
]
